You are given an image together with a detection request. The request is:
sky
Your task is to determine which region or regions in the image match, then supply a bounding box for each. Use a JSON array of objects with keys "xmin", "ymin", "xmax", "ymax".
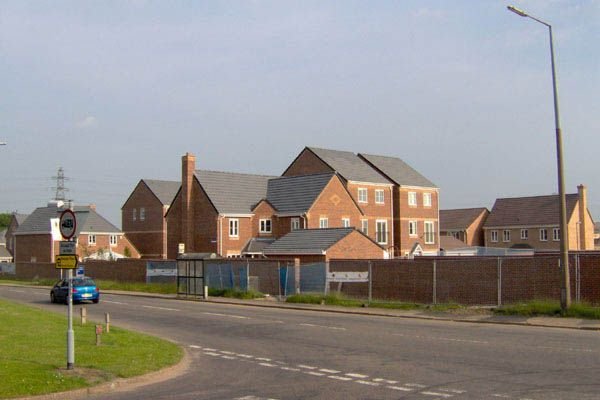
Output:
[{"xmin": 1, "ymin": 0, "xmax": 598, "ymax": 228}]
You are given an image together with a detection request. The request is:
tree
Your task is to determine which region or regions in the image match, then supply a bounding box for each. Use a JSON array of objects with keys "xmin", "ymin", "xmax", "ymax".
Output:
[{"xmin": 0, "ymin": 213, "xmax": 11, "ymax": 229}]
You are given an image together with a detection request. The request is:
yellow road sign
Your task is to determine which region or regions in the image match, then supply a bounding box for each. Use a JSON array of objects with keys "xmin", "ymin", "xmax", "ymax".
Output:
[{"xmin": 55, "ymin": 255, "xmax": 78, "ymax": 269}]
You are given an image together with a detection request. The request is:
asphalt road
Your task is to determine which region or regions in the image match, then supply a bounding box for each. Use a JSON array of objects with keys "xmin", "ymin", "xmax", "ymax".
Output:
[{"xmin": 1, "ymin": 285, "xmax": 599, "ymax": 400}]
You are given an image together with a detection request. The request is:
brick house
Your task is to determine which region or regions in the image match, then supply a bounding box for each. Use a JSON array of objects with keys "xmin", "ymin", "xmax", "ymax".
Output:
[
  {"xmin": 5, "ymin": 213, "xmax": 28, "ymax": 256},
  {"xmin": 359, "ymin": 153, "xmax": 439, "ymax": 256},
  {"xmin": 263, "ymin": 228, "xmax": 386, "ymax": 263},
  {"xmin": 14, "ymin": 201, "xmax": 140, "ymax": 264},
  {"xmin": 440, "ymin": 208, "xmax": 489, "ymax": 247},
  {"xmin": 122, "ymin": 179, "xmax": 180, "ymax": 259},
  {"xmin": 483, "ymin": 185, "xmax": 595, "ymax": 251},
  {"xmin": 0, "ymin": 229, "xmax": 12, "ymax": 263},
  {"xmin": 283, "ymin": 147, "xmax": 395, "ymax": 253}
]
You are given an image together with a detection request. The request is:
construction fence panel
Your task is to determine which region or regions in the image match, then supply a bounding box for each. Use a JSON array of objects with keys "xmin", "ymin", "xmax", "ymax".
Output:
[{"xmin": 436, "ymin": 258, "xmax": 498, "ymax": 305}]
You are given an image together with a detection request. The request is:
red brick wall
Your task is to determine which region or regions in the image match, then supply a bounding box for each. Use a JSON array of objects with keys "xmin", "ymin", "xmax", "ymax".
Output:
[
  {"xmin": 15, "ymin": 235, "xmax": 53, "ymax": 263},
  {"xmin": 16, "ymin": 259, "xmax": 149, "ymax": 282},
  {"xmin": 252, "ymin": 201, "xmax": 276, "ymax": 239},
  {"xmin": 282, "ymin": 149, "xmax": 333, "ymax": 176},
  {"xmin": 326, "ymin": 231, "xmax": 384, "ymax": 260},
  {"xmin": 306, "ymin": 177, "xmax": 363, "ymax": 230},
  {"xmin": 397, "ymin": 187, "xmax": 439, "ymax": 254}
]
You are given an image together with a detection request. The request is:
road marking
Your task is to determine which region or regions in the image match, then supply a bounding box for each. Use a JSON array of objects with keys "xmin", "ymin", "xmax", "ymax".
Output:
[
  {"xmin": 421, "ymin": 391, "xmax": 453, "ymax": 398},
  {"xmin": 405, "ymin": 383, "xmax": 427, "ymax": 388},
  {"xmin": 297, "ymin": 364, "xmax": 318, "ymax": 370},
  {"xmin": 345, "ymin": 373, "xmax": 369, "ymax": 379},
  {"xmin": 328, "ymin": 375, "xmax": 353, "ymax": 381},
  {"xmin": 534, "ymin": 345, "xmax": 595, "ymax": 353},
  {"xmin": 280, "ymin": 366, "xmax": 301, "ymax": 372},
  {"xmin": 205, "ymin": 352, "xmax": 220, "ymax": 357},
  {"xmin": 256, "ymin": 357, "xmax": 272, "ymax": 361},
  {"xmin": 387, "ymin": 386, "xmax": 413, "ymax": 392},
  {"xmin": 142, "ymin": 305, "xmax": 180, "ymax": 312},
  {"xmin": 299, "ymin": 323, "xmax": 346, "ymax": 331},
  {"xmin": 221, "ymin": 355, "xmax": 236, "ymax": 360},
  {"xmin": 103, "ymin": 300, "xmax": 126, "ymax": 305},
  {"xmin": 203, "ymin": 312, "xmax": 249, "ymax": 319},
  {"xmin": 259, "ymin": 362, "xmax": 277, "ymax": 368},
  {"xmin": 492, "ymin": 395, "xmax": 511, "ymax": 399},
  {"xmin": 441, "ymin": 388, "xmax": 466, "ymax": 394},
  {"xmin": 236, "ymin": 354, "xmax": 254, "ymax": 359},
  {"xmin": 204, "ymin": 348, "xmax": 217, "ymax": 352},
  {"xmin": 189, "ymin": 345, "xmax": 202, "ymax": 349},
  {"xmin": 319, "ymin": 368, "xmax": 340, "ymax": 374},
  {"xmin": 393, "ymin": 333, "xmax": 488, "ymax": 344},
  {"xmin": 373, "ymin": 378, "xmax": 398, "ymax": 384},
  {"xmin": 305, "ymin": 371, "xmax": 325, "ymax": 376},
  {"xmin": 8, "ymin": 289, "xmax": 25, "ymax": 293},
  {"xmin": 356, "ymin": 380, "xmax": 380, "ymax": 386}
]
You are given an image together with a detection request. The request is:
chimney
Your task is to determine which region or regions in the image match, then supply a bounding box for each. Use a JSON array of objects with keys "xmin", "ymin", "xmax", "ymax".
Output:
[
  {"xmin": 182, "ymin": 153, "xmax": 196, "ymax": 251},
  {"xmin": 89, "ymin": 203, "xmax": 96, "ymax": 211},
  {"xmin": 578, "ymin": 184, "xmax": 588, "ymax": 250}
]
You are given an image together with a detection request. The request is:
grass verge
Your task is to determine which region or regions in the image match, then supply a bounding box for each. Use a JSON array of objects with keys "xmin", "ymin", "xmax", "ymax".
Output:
[
  {"xmin": 0, "ymin": 277, "xmax": 176, "ymax": 295},
  {"xmin": 0, "ymin": 298, "xmax": 182, "ymax": 399},
  {"xmin": 493, "ymin": 299, "xmax": 600, "ymax": 319},
  {"xmin": 208, "ymin": 287, "xmax": 265, "ymax": 299}
]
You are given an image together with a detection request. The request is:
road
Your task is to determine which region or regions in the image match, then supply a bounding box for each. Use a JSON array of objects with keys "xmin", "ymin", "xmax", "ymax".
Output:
[{"xmin": 1, "ymin": 285, "xmax": 599, "ymax": 399}]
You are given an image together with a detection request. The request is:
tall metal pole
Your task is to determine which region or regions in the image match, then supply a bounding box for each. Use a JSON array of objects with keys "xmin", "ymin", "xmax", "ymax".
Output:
[
  {"xmin": 67, "ymin": 268, "xmax": 75, "ymax": 369},
  {"xmin": 507, "ymin": 6, "xmax": 570, "ymax": 311}
]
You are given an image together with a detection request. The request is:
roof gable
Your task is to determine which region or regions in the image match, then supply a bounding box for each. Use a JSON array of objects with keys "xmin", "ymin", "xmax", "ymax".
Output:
[
  {"xmin": 195, "ymin": 170, "xmax": 276, "ymax": 214},
  {"xmin": 359, "ymin": 153, "xmax": 436, "ymax": 188},
  {"xmin": 484, "ymin": 193, "xmax": 579, "ymax": 228},
  {"xmin": 305, "ymin": 147, "xmax": 391, "ymax": 184},
  {"xmin": 16, "ymin": 205, "xmax": 120, "ymax": 235},
  {"xmin": 263, "ymin": 228, "xmax": 357, "ymax": 255},
  {"xmin": 142, "ymin": 179, "xmax": 180, "ymax": 205},
  {"xmin": 440, "ymin": 208, "xmax": 488, "ymax": 230}
]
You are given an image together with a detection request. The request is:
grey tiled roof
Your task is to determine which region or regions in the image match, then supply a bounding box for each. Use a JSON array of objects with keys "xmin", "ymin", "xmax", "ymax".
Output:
[
  {"xmin": 359, "ymin": 153, "xmax": 436, "ymax": 188},
  {"xmin": 266, "ymin": 173, "xmax": 334, "ymax": 214},
  {"xmin": 440, "ymin": 208, "xmax": 488, "ymax": 230},
  {"xmin": 307, "ymin": 147, "xmax": 391, "ymax": 184},
  {"xmin": 263, "ymin": 228, "xmax": 357, "ymax": 255},
  {"xmin": 16, "ymin": 205, "xmax": 120, "ymax": 234},
  {"xmin": 195, "ymin": 170, "xmax": 276, "ymax": 214},
  {"xmin": 16, "ymin": 205, "xmax": 60, "ymax": 233},
  {"xmin": 440, "ymin": 235, "xmax": 467, "ymax": 250},
  {"xmin": 76, "ymin": 208, "xmax": 121, "ymax": 233},
  {"xmin": 14, "ymin": 213, "xmax": 29, "ymax": 225},
  {"xmin": 0, "ymin": 229, "xmax": 6, "ymax": 245},
  {"xmin": 0, "ymin": 246, "xmax": 11, "ymax": 260},
  {"xmin": 484, "ymin": 193, "xmax": 579, "ymax": 228},
  {"xmin": 143, "ymin": 179, "xmax": 180, "ymax": 205},
  {"xmin": 242, "ymin": 238, "xmax": 276, "ymax": 254}
]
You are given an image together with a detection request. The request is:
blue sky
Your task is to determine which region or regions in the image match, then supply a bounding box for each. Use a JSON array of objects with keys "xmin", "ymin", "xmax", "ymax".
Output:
[{"xmin": 1, "ymin": 0, "xmax": 598, "ymax": 227}]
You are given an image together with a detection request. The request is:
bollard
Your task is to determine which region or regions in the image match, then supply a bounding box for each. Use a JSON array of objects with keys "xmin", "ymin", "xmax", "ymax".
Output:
[
  {"xmin": 95, "ymin": 325, "xmax": 103, "ymax": 346},
  {"xmin": 105, "ymin": 313, "xmax": 110, "ymax": 333},
  {"xmin": 80, "ymin": 307, "xmax": 87, "ymax": 325},
  {"xmin": 204, "ymin": 285, "xmax": 208, "ymax": 299}
]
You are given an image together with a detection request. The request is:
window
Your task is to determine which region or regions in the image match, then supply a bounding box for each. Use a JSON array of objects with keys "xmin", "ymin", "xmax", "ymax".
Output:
[
  {"xmin": 291, "ymin": 218, "xmax": 300, "ymax": 231},
  {"xmin": 361, "ymin": 219, "xmax": 368, "ymax": 235},
  {"xmin": 110, "ymin": 235, "xmax": 118, "ymax": 246},
  {"xmin": 408, "ymin": 192, "xmax": 417, "ymax": 206},
  {"xmin": 491, "ymin": 230, "xmax": 498, "ymax": 242},
  {"xmin": 409, "ymin": 221, "xmax": 417, "ymax": 237},
  {"xmin": 132, "ymin": 208, "xmax": 137, "ymax": 221},
  {"xmin": 540, "ymin": 228, "xmax": 548, "ymax": 241},
  {"xmin": 88, "ymin": 234, "xmax": 96, "ymax": 245},
  {"xmin": 521, "ymin": 229, "xmax": 528, "ymax": 240},
  {"xmin": 451, "ymin": 231, "xmax": 460, "ymax": 240},
  {"xmin": 424, "ymin": 221, "xmax": 435, "ymax": 244},
  {"xmin": 229, "ymin": 219, "xmax": 239, "ymax": 237},
  {"xmin": 140, "ymin": 207, "xmax": 145, "ymax": 221},
  {"xmin": 375, "ymin": 190, "xmax": 384, "ymax": 204},
  {"xmin": 553, "ymin": 228, "xmax": 560, "ymax": 241},
  {"xmin": 259, "ymin": 219, "xmax": 272, "ymax": 233},
  {"xmin": 319, "ymin": 218, "xmax": 328, "ymax": 229},
  {"xmin": 342, "ymin": 218, "xmax": 350, "ymax": 228},
  {"xmin": 423, "ymin": 192, "xmax": 432, "ymax": 207},
  {"xmin": 358, "ymin": 188, "xmax": 368, "ymax": 203},
  {"xmin": 376, "ymin": 220, "xmax": 388, "ymax": 244},
  {"xmin": 503, "ymin": 230, "xmax": 511, "ymax": 242}
]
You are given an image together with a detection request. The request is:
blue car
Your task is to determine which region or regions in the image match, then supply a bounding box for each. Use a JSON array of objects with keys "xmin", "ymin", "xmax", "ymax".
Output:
[{"xmin": 50, "ymin": 277, "xmax": 100, "ymax": 304}]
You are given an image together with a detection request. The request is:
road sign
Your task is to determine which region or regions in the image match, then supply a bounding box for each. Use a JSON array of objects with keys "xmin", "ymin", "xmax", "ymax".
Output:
[
  {"xmin": 327, "ymin": 271, "xmax": 369, "ymax": 283},
  {"xmin": 60, "ymin": 241, "xmax": 77, "ymax": 255},
  {"xmin": 76, "ymin": 265, "xmax": 85, "ymax": 277},
  {"xmin": 59, "ymin": 209, "xmax": 77, "ymax": 240},
  {"xmin": 55, "ymin": 255, "xmax": 78, "ymax": 269}
]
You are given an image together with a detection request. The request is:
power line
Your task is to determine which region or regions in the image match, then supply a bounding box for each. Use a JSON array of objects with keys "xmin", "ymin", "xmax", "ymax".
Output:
[{"xmin": 51, "ymin": 167, "xmax": 69, "ymax": 202}]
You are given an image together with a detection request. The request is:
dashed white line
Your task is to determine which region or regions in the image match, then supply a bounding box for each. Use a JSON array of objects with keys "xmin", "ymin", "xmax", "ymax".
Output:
[
  {"xmin": 373, "ymin": 378, "xmax": 398, "ymax": 384},
  {"xmin": 305, "ymin": 371, "xmax": 325, "ymax": 377},
  {"xmin": 8, "ymin": 289, "xmax": 25, "ymax": 293},
  {"xmin": 220, "ymin": 351, "xmax": 236, "ymax": 355},
  {"xmin": 492, "ymin": 395, "xmax": 511, "ymax": 398},
  {"xmin": 205, "ymin": 352, "xmax": 220, "ymax": 357},
  {"xmin": 189, "ymin": 345, "xmax": 202, "ymax": 349},
  {"xmin": 204, "ymin": 348, "xmax": 217, "ymax": 352},
  {"xmin": 387, "ymin": 385, "xmax": 413, "ymax": 392},
  {"xmin": 319, "ymin": 368, "xmax": 340, "ymax": 374},
  {"xmin": 221, "ymin": 355, "xmax": 236, "ymax": 360},
  {"xmin": 421, "ymin": 391, "xmax": 453, "ymax": 398},
  {"xmin": 280, "ymin": 366, "xmax": 301, "ymax": 372},
  {"xmin": 102, "ymin": 300, "xmax": 126, "ymax": 305},
  {"xmin": 345, "ymin": 373, "xmax": 369, "ymax": 379},
  {"xmin": 299, "ymin": 323, "xmax": 346, "ymax": 331},
  {"xmin": 328, "ymin": 375, "xmax": 353, "ymax": 381},
  {"xmin": 142, "ymin": 305, "xmax": 180, "ymax": 312},
  {"xmin": 356, "ymin": 380, "xmax": 380, "ymax": 386},
  {"xmin": 259, "ymin": 362, "xmax": 277, "ymax": 368},
  {"xmin": 393, "ymin": 333, "xmax": 488, "ymax": 344},
  {"xmin": 256, "ymin": 357, "xmax": 272, "ymax": 362},
  {"xmin": 441, "ymin": 388, "xmax": 466, "ymax": 394},
  {"xmin": 297, "ymin": 364, "xmax": 318, "ymax": 370},
  {"xmin": 405, "ymin": 383, "xmax": 427, "ymax": 388},
  {"xmin": 203, "ymin": 312, "xmax": 249, "ymax": 319}
]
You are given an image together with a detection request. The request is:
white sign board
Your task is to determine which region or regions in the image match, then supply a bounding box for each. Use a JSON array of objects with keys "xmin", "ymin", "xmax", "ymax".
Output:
[
  {"xmin": 60, "ymin": 241, "xmax": 77, "ymax": 255},
  {"xmin": 327, "ymin": 271, "xmax": 369, "ymax": 283},
  {"xmin": 59, "ymin": 209, "xmax": 77, "ymax": 240}
]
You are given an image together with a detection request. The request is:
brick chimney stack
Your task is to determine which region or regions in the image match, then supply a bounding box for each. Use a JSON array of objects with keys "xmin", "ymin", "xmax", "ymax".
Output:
[
  {"xmin": 577, "ymin": 184, "xmax": 588, "ymax": 250},
  {"xmin": 182, "ymin": 153, "xmax": 196, "ymax": 252}
]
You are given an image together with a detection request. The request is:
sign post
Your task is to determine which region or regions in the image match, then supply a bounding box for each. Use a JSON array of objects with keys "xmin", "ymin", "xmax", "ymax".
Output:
[{"xmin": 58, "ymin": 209, "xmax": 77, "ymax": 370}]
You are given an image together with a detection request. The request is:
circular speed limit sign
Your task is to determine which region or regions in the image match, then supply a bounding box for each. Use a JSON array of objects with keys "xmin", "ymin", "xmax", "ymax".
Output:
[{"xmin": 59, "ymin": 209, "xmax": 77, "ymax": 240}]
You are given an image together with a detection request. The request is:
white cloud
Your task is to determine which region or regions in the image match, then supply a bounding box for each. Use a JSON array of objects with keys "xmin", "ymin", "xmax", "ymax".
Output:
[{"xmin": 76, "ymin": 116, "xmax": 97, "ymax": 129}]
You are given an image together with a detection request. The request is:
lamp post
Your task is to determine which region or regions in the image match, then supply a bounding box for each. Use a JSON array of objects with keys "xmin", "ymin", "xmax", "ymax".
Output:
[{"xmin": 507, "ymin": 5, "xmax": 570, "ymax": 311}]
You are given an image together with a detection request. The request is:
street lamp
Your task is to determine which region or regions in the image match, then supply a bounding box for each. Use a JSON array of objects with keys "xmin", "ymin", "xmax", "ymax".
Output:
[{"xmin": 507, "ymin": 5, "xmax": 570, "ymax": 311}]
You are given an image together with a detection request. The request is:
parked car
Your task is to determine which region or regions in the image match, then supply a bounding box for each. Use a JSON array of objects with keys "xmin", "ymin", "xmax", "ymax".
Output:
[{"xmin": 50, "ymin": 277, "xmax": 100, "ymax": 304}]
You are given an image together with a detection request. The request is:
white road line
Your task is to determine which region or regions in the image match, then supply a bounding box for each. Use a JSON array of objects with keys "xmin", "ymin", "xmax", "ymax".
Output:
[
  {"xmin": 189, "ymin": 345, "xmax": 202, "ymax": 349},
  {"xmin": 328, "ymin": 375, "xmax": 353, "ymax": 381},
  {"xmin": 221, "ymin": 355, "xmax": 236, "ymax": 360},
  {"xmin": 405, "ymin": 383, "xmax": 427, "ymax": 388},
  {"xmin": 8, "ymin": 289, "xmax": 25, "ymax": 293},
  {"xmin": 142, "ymin": 305, "xmax": 180, "ymax": 312},
  {"xmin": 236, "ymin": 354, "xmax": 254, "ymax": 359},
  {"xmin": 534, "ymin": 345, "xmax": 595, "ymax": 353},
  {"xmin": 441, "ymin": 388, "xmax": 466, "ymax": 394},
  {"xmin": 297, "ymin": 364, "xmax": 318, "ymax": 370},
  {"xmin": 299, "ymin": 323, "xmax": 346, "ymax": 331},
  {"xmin": 204, "ymin": 352, "xmax": 220, "ymax": 357},
  {"xmin": 259, "ymin": 362, "xmax": 277, "ymax": 368},
  {"xmin": 319, "ymin": 368, "xmax": 340, "ymax": 374},
  {"xmin": 204, "ymin": 348, "xmax": 217, "ymax": 352},
  {"xmin": 103, "ymin": 300, "xmax": 126, "ymax": 305},
  {"xmin": 373, "ymin": 378, "xmax": 398, "ymax": 384},
  {"xmin": 345, "ymin": 373, "xmax": 369, "ymax": 379},
  {"xmin": 305, "ymin": 371, "xmax": 325, "ymax": 377},
  {"xmin": 421, "ymin": 391, "xmax": 453, "ymax": 398},
  {"xmin": 393, "ymin": 333, "xmax": 488, "ymax": 344},
  {"xmin": 356, "ymin": 380, "xmax": 380, "ymax": 386},
  {"xmin": 492, "ymin": 395, "xmax": 511, "ymax": 398},
  {"xmin": 203, "ymin": 312, "xmax": 249, "ymax": 319},
  {"xmin": 280, "ymin": 366, "xmax": 301, "ymax": 372},
  {"xmin": 256, "ymin": 357, "xmax": 272, "ymax": 361},
  {"xmin": 387, "ymin": 386, "xmax": 413, "ymax": 392}
]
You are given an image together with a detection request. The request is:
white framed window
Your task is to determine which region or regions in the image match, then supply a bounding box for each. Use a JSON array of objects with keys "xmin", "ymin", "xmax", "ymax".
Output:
[
  {"xmin": 409, "ymin": 221, "xmax": 417, "ymax": 237},
  {"xmin": 140, "ymin": 207, "xmax": 145, "ymax": 221},
  {"xmin": 423, "ymin": 192, "xmax": 432, "ymax": 207},
  {"xmin": 491, "ymin": 230, "xmax": 498, "ymax": 242},
  {"xmin": 229, "ymin": 219, "xmax": 239, "ymax": 237},
  {"xmin": 553, "ymin": 228, "xmax": 560, "ymax": 241},
  {"xmin": 408, "ymin": 191, "xmax": 417, "ymax": 206},
  {"xmin": 132, "ymin": 208, "xmax": 137, "ymax": 221},
  {"xmin": 540, "ymin": 228, "xmax": 548, "ymax": 241},
  {"xmin": 503, "ymin": 230, "xmax": 511, "ymax": 242},
  {"xmin": 424, "ymin": 221, "xmax": 435, "ymax": 244},
  {"xmin": 521, "ymin": 229, "xmax": 528, "ymax": 240},
  {"xmin": 259, "ymin": 219, "xmax": 272, "ymax": 233},
  {"xmin": 376, "ymin": 220, "xmax": 388, "ymax": 244},
  {"xmin": 319, "ymin": 217, "xmax": 328, "ymax": 229},
  {"xmin": 110, "ymin": 235, "xmax": 118, "ymax": 246},
  {"xmin": 88, "ymin": 234, "xmax": 96, "ymax": 245},
  {"xmin": 358, "ymin": 188, "xmax": 368, "ymax": 203},
  {"xmin": 291, "ymin": 218, "xmax": 300, "ymax": 231},
  {"xmin": 342, "ymin": 218, "xmax": 350, "ymax": 228},
  {"xmin": 375, "ymin": 189, "xmax": 384, "ymax": 204},
  {"xmin": 361, "ymin": 219, "xmax": 368, "ymax": 235}
]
